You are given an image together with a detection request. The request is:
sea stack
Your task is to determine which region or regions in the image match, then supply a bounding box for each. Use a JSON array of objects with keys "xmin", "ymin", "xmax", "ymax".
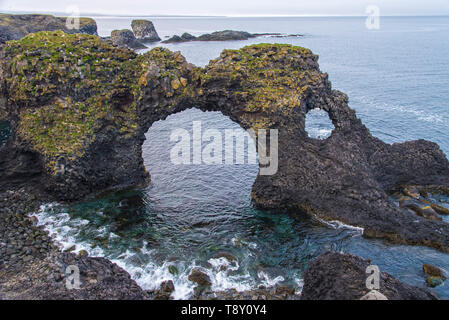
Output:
[
  {"xmin": 110, "ymin": 29, "xmax": 146, "ymax": 49},
  {"xmin": 131, "ymin": 19, "xmax": 161, "ymax": 42}
]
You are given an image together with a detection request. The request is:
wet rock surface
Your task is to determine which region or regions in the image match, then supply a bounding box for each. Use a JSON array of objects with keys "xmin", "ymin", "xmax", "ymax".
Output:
[
  {"xmin": 188, "ymin": 267, "xmax": 212, "ymax": 287},
  {"xmin": 300, "ymin": 252, "xmax": 436, "ymax": 300},
  {"xmin": 110, "ymin": 29, "xmax": 146, "ymax": 49},
  {"xmin": 0, "ymin": 13, "xmax": 97, "ymax": 44},
  {"xmin": 1, "ymin": 31, "xmax": 449, "ymax": 291}
]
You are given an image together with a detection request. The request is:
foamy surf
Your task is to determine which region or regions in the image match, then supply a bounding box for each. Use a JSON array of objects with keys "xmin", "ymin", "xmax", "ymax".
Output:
[{"xmin": 29, "ymin": 203, "xmax": 290, "ymax": 300}]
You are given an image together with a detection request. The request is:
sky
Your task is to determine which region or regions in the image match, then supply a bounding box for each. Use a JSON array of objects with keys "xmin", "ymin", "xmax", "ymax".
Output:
[{"xmin": 1, "ymin": 0, "xmax": 449, "ymax": 17}]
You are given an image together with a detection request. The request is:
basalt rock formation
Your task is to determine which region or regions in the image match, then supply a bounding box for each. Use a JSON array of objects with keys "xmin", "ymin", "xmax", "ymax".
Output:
[
  {"xmin": 300, "ymin": 252, "xmax": 436, "ymax": 300},
  {"xmin": 1, "ymin": 31, "xmax": 449, "ymax": 253},
  {"xmin": 110, "ymin": 29, "xmax": 146, "ymax": 49},
  {"xmin": 131, "ymin": 19, "xmax": 161, "ymax": 42},
  {"xmin": 0, "ymin": 13, "xmax": 98, "ymax": 44}
]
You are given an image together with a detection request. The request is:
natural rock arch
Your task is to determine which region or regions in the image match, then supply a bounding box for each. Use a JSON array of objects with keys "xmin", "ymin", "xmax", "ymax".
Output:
[{"xmin": 1, "ymin": 31, "xmax": 449, "ymax": 251}]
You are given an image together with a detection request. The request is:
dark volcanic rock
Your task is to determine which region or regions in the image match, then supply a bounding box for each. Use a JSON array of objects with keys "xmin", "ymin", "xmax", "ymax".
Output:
[
  {"xmin": 0, "ymin": 190, "xmax": 147, "ymax": 300},
  {"xmin": 163, "ymin": 35, "xmax": 184, "ymax": 43},
  {"xmin": 188, "ymin": 268, "xmax": 212, "ymax": 287},
  {"xmin": 300, "ymin": 252, "xmax": 436, "ymax": 300},
  {"xmin": 110, "ymin": 29, "xmax": 146, "ymax": 49},
  {"xmin": 2, "ymin": 35, "xmax": 449, "ymax": 252},
  {"xmin": 0, "ymin": 13, "xmax": 97, "ymax": 43},
  {"xmin": 131, "ymin": 19, "xmax": 161, "ymax": 42},
  {"xmin": 163, "ymin": 30, "xmax": 256, "ymax": 43}
]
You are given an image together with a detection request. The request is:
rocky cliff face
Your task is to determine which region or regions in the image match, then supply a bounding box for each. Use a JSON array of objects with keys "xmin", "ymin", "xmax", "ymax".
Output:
[
  {"xmin": 300, "ymin": 252, "xmax": 435, "ymax": 300},
  {"xmin": 163, "ymin": 30, "xmax": 256, "ymax": 43},
  {"xmin": 0, "ymin": 13, "xmax": 98, "ymax": 44},
  {"xmin": 131, "ymin": 19, "xmax": 160, "ymax": 42},
  {"xmin": 1, "ymin": 32, "xmax": 449, "ymax": 253}
]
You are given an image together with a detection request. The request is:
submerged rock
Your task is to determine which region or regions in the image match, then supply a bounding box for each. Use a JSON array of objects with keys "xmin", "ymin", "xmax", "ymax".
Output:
[
  {"xmin": 431, "ymin": 203, "xmax": 449, "ymax": 215},
  {"xmin": 301, "ymin": 252, "xmax": 436, "ymax": 300},
  {"xmin": 188, "ymin": 268, "xmax": 212, "ymax": 287},
  {"xmin": 110, "ymin": 29, "xmax": 146, "ymax": 49},
  {"xmin": 0, "ymin": 13, "xmax": 97, "ymax": 43},
  {"xmin": 131, "ymin": 19, "xmax": 160, "ymax": 42}
]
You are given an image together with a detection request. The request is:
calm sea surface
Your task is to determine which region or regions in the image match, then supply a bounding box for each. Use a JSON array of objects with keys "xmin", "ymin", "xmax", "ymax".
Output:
[{"xmin": 33, "ymin": 16, "xmax": 449, "ymax": 299}]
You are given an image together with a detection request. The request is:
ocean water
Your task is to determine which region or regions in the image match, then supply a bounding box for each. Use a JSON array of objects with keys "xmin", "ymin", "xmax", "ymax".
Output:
[{"xmin": 32, "ymin": 16, "xmax": 449, "ymax": 299}]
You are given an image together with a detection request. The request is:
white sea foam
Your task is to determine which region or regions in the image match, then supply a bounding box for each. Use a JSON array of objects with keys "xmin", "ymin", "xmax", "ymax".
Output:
[
  {"xmin": 316, "ymin": 217, "xmax": 364, "ymax": 234},
  {"xmin": 257, "ymin": 271, "xmax": 285, "ymax": 287},
  {"xmin": 29, "ymin": 204, "xmax": 289, "ymax": 300}
]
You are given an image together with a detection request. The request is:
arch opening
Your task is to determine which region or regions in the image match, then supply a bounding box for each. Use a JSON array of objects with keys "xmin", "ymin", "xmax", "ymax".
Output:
[{"xmin": 305, "ymin": 108, "xmax": 335, "ymax": 140}]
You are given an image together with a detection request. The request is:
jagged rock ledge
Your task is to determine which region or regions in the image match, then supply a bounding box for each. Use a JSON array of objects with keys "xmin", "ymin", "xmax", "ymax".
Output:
[{"xmin": 300, "ymin": 252, "xmax": 436, "ymax": 300}]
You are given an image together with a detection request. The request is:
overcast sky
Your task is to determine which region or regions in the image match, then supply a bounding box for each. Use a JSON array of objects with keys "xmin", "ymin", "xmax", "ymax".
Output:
[{"xmin": 1, "ymin": 0, "xmax": 449, "ymax": 16}]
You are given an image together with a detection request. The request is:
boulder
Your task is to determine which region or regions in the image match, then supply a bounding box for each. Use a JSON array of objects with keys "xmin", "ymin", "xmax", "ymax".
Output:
[
  {"xmin": 211, "ymin": 251, "xmax": 237, "ymax": 262},
  {"xmin": 163, "ymin": 35, "xmax": 183, "ymax": 43},
  {"xmin": 188, "ymin": 268, "xmax": 212, "ymax": 287},
  {"xmin": 131, "ymin": 19, "xmax": 160, "ymax": 42},
  {"xmin": 301, "ymin": 252, "xmax": 436, "ymax": 300},
  {"xmin": 196, "ymin": 30, "xmax": 255, "ymax": 41},
  {"xmin": 423, "ymin": 264, "xmax": 446, "ymax": 279},
  {"xmin": 111, "ymin": 29, "xmax": 146, "ymax": 49},
  {"xmin": 163, "ymin": 30, "xmax": 256, "ymax": 43},
  {"xmin": 0, "ymin": 13, "xmax": 97, "ymax": 43}
]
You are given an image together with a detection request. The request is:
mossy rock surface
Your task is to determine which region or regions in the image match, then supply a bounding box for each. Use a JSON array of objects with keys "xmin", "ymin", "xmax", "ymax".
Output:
[{"xmin": 2, "ymin": 31, "xmax": 449, "ymax": 256}]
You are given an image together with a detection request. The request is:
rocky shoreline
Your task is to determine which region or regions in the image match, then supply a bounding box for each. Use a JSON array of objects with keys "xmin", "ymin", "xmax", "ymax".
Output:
[
  {"xmin": 0, "ymin": 189, "xmax": 437, "ymax": 300},
  {"xmin": 0, "ymin": 17, "xmax": 449, "ymax": 300}
]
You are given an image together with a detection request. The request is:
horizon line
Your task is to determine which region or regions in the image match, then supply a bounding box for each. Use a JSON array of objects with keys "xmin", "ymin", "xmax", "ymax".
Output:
[{"xmin": 1, "ymin": 10, "xmax": 449, "ymax": 18}]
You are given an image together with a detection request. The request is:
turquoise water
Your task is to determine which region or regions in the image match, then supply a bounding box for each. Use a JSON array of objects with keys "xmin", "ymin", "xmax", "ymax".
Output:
[
  {"xmin": 33, "ymin": 16, "xmax": 449, "ymax": 299},
  {"xmin": 0, "ymin": 121, "xmax": 11, "ymax": 146}
]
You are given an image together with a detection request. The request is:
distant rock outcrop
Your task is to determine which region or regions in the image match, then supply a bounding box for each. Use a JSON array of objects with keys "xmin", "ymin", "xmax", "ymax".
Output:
[
  {"xmin": 301, "ymin": 252, "xmax": 436, "ymax": 300},
  {"xmin": 131, "ymin": 19, "xmax": 161, "ymax": 42},
  {"xmin": 163, "ymin": 30, "xmax": 256, "ymax": 43},
  {"xmin": 110, "ymin": 29, "xmax": 146, "ymax": 49},
  {"xmin": 0, "ymin": 13, "xmax": 97, "ymax": 43}
]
